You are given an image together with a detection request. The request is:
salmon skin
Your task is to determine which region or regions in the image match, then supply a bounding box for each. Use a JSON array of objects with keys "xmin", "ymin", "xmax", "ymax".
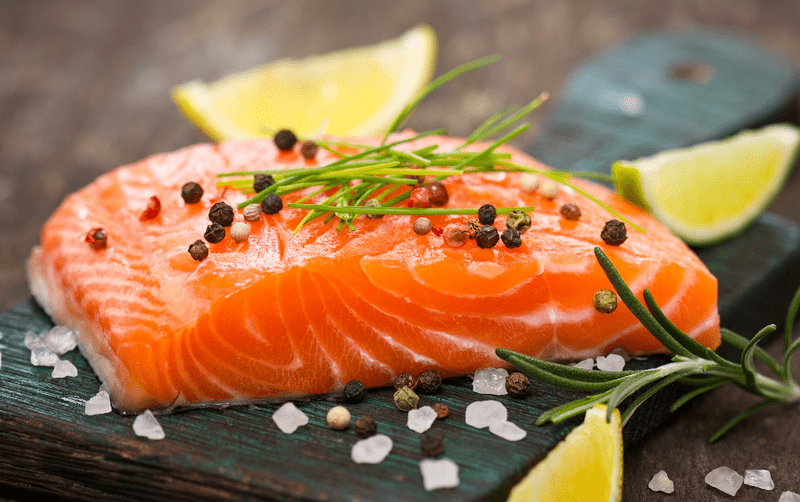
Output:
[{"xmin": 27, "ymin": 133, "xmax": 720, "ymax": 413}]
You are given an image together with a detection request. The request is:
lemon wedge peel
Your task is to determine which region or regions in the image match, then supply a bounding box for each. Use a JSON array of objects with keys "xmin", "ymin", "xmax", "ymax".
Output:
[
  {"xmin": 506, "ymin": 404, "xmax": 623, "ymax": 502},
  {"xmin": 613, "ymin": 124, "xmax": 800, "ymax": 247},
  {"xmin": 171, "ymin": 24, "xmax": 437, "ymax": 141}
]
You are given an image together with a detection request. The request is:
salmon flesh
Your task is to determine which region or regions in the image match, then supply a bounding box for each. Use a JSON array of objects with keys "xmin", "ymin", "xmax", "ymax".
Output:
[{"xmin": 27, "ymin": 134, "xmax": 720, "ymax": 413}]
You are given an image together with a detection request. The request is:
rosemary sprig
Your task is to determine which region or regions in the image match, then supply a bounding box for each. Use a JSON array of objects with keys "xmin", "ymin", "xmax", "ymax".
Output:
[{"xmin": 496, "ymin": 247, "xmax": 800, "ymax": 443}]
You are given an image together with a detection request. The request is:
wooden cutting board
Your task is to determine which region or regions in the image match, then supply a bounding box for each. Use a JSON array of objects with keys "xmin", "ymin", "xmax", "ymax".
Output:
[{"xmin": 1, "ymin": 29, "xmax": 798, "ymax": 501}]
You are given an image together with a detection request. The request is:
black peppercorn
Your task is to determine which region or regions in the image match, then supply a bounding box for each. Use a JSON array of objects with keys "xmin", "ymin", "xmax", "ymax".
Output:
[
  {"xmin": 505, "ymin": 372, "xmax": 530, "ymax": 398},
  {"xmin": 343, "ymin": 379, "xmax": 367, "ymax": 403},
  {"xmin": 208, "ymin": 201, "xmax": 234, "ymax": 227},
  {"xmin": 253, "ymin": 174, "xmax": 275, "ymax": 193},
  {"xmin": 274, "ymin": 129, "xmax": 298, "ymax": 151},
  {"xmin": 260, "ymin": 193, "xmax": 283, "ymax": 215},
  {"xmin": 204, "ymin": 222, "xmax": 226, "ymax": 244},
  {"xmin": 188, "ymin": 240, "xmax": 208, "ymax": 261},
  {"xmin": 417, "ymin": 369, "xmax": 442, "ymax": 394},
  {"xmin": 478, "ymin": 204, "xmax": 497, "ymax": 225},
  {"xmin": 601, "ymin": 219, "xmax": 627, "ymax": 246},
  {"xmin": 394, "ymin": 372, "xmax": 417, "ymax": 390},
  {"xmin": 353, "ymin": 416, "xmax": 378, "ymax": 438},
  {"xmin": 560, "ymin": 203, "xmax": 581, "ymax": 221},
  {"xmin": 501, "ymin": 228, "xmax": 522, "ymax": 248},
  {"xmin": 426, "ymin": 181, "xmax": 449, "ymax": 206},
  {"xmin": 181, "ymin": 182, "xmax": 204, "ymax": 204},
  {"xmin": 300, "ymin": 140, "xmax": 319, "ymax": 159},
  {"xmin": 420, "ymin": 432, "xmax": 445, "ymax": 457},
  {"xmin": 475, "ymin": 225, "xmax": 500, "ymax": 249}
]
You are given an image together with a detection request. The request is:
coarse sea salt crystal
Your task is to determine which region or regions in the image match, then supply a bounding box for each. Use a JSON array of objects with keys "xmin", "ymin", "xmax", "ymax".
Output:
[
  {"xmin": 272, "ymin": 402, "xmax": 309, "ymax": 434},
  {"xmin": 596, "ymin": 354, "xmax": 626, "ymax": 372},
  {"xmin": 23, "ymin": 331, "xmax": 40, "ymax": 349},
  {"xmin": 30, "ymin": 344, "xmax": 59, "ymax": 367},
  {"xmin": 85, "ymin": 390, "xmax": 112, "ymax": 415},
  {"xmin": 51, "ymin": 359, "xmax": 78, "ymax": 378},
  {"xmin": 43, "ymin": 325, "xmax": 79, "ymax": 355},
  {"xmin": 488, "ymin": 421, "xmax": 527, "ymax": 441},
  {"xmin": 133, "ymin": 410, "xmax": 165, "ymax": 440},
  {"xmin": 472, "ymin": 368, "xmax": 509, "ymax": 395},
  {"xmin": 465, "ymin": 400, "xmax": 507, "ymax": 429},
  {"xmin": 648, "ymin": 470, "xmax": 674, "ymax": 494},
  {"xmin": 351, "ymin": 434, "xmax": 393, "ymax": 464},
  {"xmin": 610, "ymin": 347, "xmax": 631, "ymax": 362},
  {"xmin": 420, "ymin": 458, "xmax": 460, "ymax": 491},
  {"xmin": 705, "ymin": 466, "xmax": 743, "ymax": 496},
  {"xmin": 779, "ymin": 491, "xmax": 800, "ymax": 502},
  {"xmin": 744, "ymin": 469, "xmax": 774, "ymax": 490},
  {"xmin": 570, "ymin": 358, "xmax": 594, "ymax": 370},
  {"xmin": 408, "ymin": 406, "xmax": 438, "ymax": 433}
]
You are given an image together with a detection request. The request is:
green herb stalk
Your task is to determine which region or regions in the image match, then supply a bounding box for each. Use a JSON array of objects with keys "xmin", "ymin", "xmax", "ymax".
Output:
[{"xmin": 496, "ymin": 247, "xmax": 800, "ymax": 443}]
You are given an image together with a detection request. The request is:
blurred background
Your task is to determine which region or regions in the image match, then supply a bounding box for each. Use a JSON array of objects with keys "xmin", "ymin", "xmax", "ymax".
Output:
[{"xmin": 2, "ymin": 1, "xmax": 800, "ymax": 499}]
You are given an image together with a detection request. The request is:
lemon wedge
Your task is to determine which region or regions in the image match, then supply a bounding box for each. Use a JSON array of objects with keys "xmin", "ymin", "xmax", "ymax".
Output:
[
  {"xmin": 613, "ymin": 124, "xmax": 800, "ymax": 246},
  {"xmin": 171, "ymin": 24, "xmax": 437, "ymax": 141},
  {"xmin": 507, "ymin": 404, "xmax": 623, "ymax": 502}
]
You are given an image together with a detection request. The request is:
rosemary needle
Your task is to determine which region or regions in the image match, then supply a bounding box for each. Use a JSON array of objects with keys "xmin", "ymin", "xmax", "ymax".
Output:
[{"xmin": 496, "ymin": 247, "xmax": 800, "ymax": 444}]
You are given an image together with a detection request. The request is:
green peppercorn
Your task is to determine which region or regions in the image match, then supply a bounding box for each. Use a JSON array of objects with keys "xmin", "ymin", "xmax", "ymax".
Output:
[
  {"xmin": 343, "ymin": 379, "xmax": 367, "ymax": 403},
  {"xmin": 394, "ymin": 372, "xmax": 417, "ymax": 390},
  {"xmin": 601, "ymin": 219, "xmax": 627, "ymax": 246},
  {"xmin": 300, "ymin": 140, "xmax": 319, "ymax": 159},
  {"xmin": 353, "ymin": 416, "xmax": 378, "ymax": 438},
  {"xmin": 475, "ymin": 225, "xmax": 500, "ymax": 249},
  {"xmin": 501, "ymin": 228, "xmax": 522, "ymax": 248},
  {"xmin": 274, "ymin": 129, "xmax": 297, "ymax": 151},
  {"xmin": 208, "ymin": 201, "xmax": 234, "ymax": 227},
  {"xmin": 181, "ymin": 182, "xmax": 203, "ymax": 204},
  {"xmin": 478, "ymin": 204, "xmax": 497, "ymax": 225},
  {"xmin": 204, "ymin": 222, "xmax": 226, "ymax": 244},
  {"xmin": 253, "ymin": 174, "xmax": 275, "ymax": 193},
  {"xmin": 417, "ymin": 369, "xmax": 442, "ymax": 394},
  {"xmin": 188, "ymin": 240, "xmax": 208, "ymax": 261},
  {"xmin": 364, "ymin": 198, "xmax": 384, "ymax": 219},
  {"xmin": 260, "ymin": 193, "xmax": 283, "ymax": 215},
  {"xmin": 593, "ymin": 289, "xmax": 618, "ymax": 313},
  {"xmin": 393, "ymin": 387, "xmax": 419, "ymax": 411},
  {"xmin": 506, "ymin": 210, "xmax": 531, "ymax": 234},
  {"xmin": 420, "ymin": 432, "xmax": 445, "ymax": 457}
]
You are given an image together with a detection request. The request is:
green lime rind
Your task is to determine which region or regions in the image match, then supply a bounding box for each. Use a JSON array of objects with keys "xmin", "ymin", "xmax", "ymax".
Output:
[{"xmin": 612, "ymin": 123, "xmax": 800, "ymax": 247}]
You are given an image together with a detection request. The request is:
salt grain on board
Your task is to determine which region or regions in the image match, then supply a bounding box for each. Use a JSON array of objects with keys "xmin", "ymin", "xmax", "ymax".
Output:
[
  {"xmin": 596, "ymin": 354, "xmax": 626, "ymax": 372},
  {"xmin": 26, "ymin": 333, "xmax": 59, "ymax": 367},
  {"xmin": 420, "ymin": 458, "xmax": 460, "ymax": 491},
  {"xmin": 570, "ymin": 358, "xmax": 594, "ymax": 370},
  {"xmin": 779, "ymin": 491, "xmax": 800, "ymax": 502},
  {"xmin": 133, "ymin": 410, "xmax": 165, "ymax": 440},
  {"xmin": 51, "ymin": 359, "xmax": 78, "ymax": 378},
  {"xmin": 43, "ymin": 325, "xmax": 79, "ymax": 355},
  {"xmin": 488, "ymin": 421, "xmax": 527, "ymax": 441},
  {"xmin": 85, "ymin": 390, "xmax": 112, "ymax": 415},
  {"xmin": 271, "ymin": 402, "xmax": 309, "ymax": 434},
  {"xmin": 705, "ymin": 466, "xmax": 743, "ymax": 496},
  {"xmin": 465, "ymin": 400, "xmax": 507, "ymax": 429},
  {"xmin": 472, "ymin": 368, "xmax": 509, "ymax": 395},
  {"xmin": 351, "ymin": 434, "xmax": 393, "ymax": 464},
  {"xmin": 743, "ymin": 469, "xmax": 774, "ymax": 490},
  {"xmin": 648, "ymin": 470, "xmax": 674, "ymax": 494},
  {"xmin": 408, "ymin": 406, "xmax": 438, "ymax": 433}
]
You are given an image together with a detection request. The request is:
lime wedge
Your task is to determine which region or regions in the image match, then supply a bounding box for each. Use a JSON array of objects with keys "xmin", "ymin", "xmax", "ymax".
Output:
[
  {"xmin": 613, "ymin": 124, "xmax": 800, "ymax": 246},
  {"xmin": 507, "ymin": 404, "xmax": 623, "ymax": 502},
  {"xmin": 171, "ymin": 24, "xmax": 437, "ymax": 140}
]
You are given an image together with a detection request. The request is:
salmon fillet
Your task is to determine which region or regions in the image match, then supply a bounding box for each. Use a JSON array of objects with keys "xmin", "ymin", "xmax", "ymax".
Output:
[{"xmin": 27, "ymin": 133, "xmax": 720, "ymax": 413}]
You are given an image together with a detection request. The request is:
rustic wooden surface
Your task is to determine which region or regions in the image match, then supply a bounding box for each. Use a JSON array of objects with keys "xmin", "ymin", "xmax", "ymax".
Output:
[{"xmin": 2, "ymin": 1, "xmax": 800, "ymax": 500}]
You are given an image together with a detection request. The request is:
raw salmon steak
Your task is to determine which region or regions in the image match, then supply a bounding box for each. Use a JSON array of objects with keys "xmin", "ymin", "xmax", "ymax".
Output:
[{"xmin": 27, "ymin": 134, "xmax": 720, "ymax": 413}]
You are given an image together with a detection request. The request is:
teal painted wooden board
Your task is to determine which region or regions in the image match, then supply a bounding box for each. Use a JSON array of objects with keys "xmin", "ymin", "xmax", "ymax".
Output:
[{"xmin": 2, "ymin": 213, "xmax": 799, "ymax": 501}]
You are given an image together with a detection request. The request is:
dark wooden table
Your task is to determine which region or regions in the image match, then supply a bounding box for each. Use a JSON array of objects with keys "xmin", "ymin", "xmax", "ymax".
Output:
[{"xmin": 2, "ymin": 1, "xmax": 800, "ymax": 500}]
